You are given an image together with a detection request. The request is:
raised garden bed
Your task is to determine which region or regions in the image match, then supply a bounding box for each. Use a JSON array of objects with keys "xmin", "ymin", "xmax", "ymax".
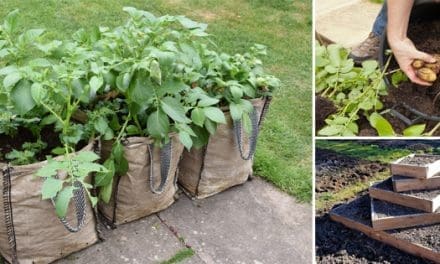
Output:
[
  {"xmin": 369, "ymin": 178, "xmax": 440, "ymax": 213},
  {"xmin": 393, "ymin": 175, "xmax": 440, "ymax": 192},
  {"xmin": 371, "ymin": 198, "xmax": 440, "ymax": 231},
  {"xmin": 330, "ymin": 195, "xmax": 440, "ymax": 263},
  {"xmin": 390, "ymin": 154, "xmax": 440, "ymax": 179}
]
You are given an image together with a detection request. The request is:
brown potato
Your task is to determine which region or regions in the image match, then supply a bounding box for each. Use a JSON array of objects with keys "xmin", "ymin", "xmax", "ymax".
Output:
[
  {"xmin": 412, "ymin": 59, "xmax": 425, "ymax": 69},
  {"xmin": 424, "ymin": 63, "xmax": 440, "ymax": 74},
  {"xmin": 417, "ymin": 67, "xmax": 437, "ymax": 83}
]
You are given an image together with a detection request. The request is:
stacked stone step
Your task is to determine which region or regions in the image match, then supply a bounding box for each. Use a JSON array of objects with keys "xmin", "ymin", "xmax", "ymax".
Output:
[{"xmin": 368, "ymin": 154, "xmax": 440, "ymax": 231}]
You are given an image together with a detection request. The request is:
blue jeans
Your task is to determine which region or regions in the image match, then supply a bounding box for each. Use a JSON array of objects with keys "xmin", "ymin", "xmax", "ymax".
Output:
[{"xmin": 372, "ymin": 2, "xmax": 387, "ymax": 37}]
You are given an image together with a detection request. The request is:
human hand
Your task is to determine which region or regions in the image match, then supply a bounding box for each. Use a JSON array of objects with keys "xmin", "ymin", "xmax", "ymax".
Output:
[{"xmin": 389, "ymin": 37, "xmax": 436, "ymax": 86}]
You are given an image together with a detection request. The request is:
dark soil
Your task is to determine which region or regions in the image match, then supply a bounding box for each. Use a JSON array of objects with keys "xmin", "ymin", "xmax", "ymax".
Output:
[
  {"xmin": 399, "ymin": 155, "xmax": 440, "ymax": 166},
  {"xmin": 315, "ymin": 96, "xmax": 336, "ymax": 132},
  {"xmin": 335, "ymin": 196, "xmax": 440, "ymax": 254},
  {"xmin": 315, "ymin": 148, "xmax": 387, "ymax": 193},
  {"xmin": 0, "ymin": 126, "xmax": 63, "ymax": 163},
  {"xmin": 316, "ymin": 19, "xmax": 440, "ymax": 136},
  {"xmin": 374, "ymin": 178, "xmax": 440, "ymax": 200},
  {"xmin": 316, "ymin": 195, "xmax": 436, "ymax": 264},
  {"xmin": 372, "ymin": 198, "xmax": 432, "ymax": 219}
]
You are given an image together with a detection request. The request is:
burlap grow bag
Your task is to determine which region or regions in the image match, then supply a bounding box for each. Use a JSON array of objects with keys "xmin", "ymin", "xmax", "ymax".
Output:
[
  {"xmin": 178, "ymin": 97, "xmax": 271, "ymax": 199},
  {"xmin": 98, "ymin": 135, "xmax": 184, "ymax": 225},
  {"xmin": 0, "ymin": 142, "xmax": 100, "ymax": 264}
]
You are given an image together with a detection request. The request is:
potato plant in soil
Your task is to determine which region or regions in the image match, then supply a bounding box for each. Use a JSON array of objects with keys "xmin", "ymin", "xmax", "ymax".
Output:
[
  {"xmin": 0, "ymin": 7, "xmax": 280, "ymax": 217},
  {"xmin": 317, "ymin": 17, "xmax": 440, "ymax": 137}
]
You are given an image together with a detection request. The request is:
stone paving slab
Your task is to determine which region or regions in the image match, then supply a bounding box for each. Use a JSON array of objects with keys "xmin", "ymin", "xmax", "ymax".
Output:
[
  {"xmin": 55, "ymin": 216, "xmax": 187, "ymax": 264},
  {"xmin": 158, "ymin": 178, "xmax": 312, "ymax": 264},
  {"xmin": 316, "ymin": 0, "xmax": 382, "ymax": 48},
  {"xmin": 54, "ymin": 177, "xmax": 311, "ymax": 264}
]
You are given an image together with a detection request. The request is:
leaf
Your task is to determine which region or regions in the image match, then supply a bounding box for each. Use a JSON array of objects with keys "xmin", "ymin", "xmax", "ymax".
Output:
[
  {"xmin": 179, "ymin": 131, "xmax": 193, "ymax": 150},
  {"xmin": 29, "ymin": 58, "xmax": 52, "ymax": 68},
  {"xmin": 147, "ymin": 110, "xmax": 170, "ymax": 138},
  {"xmin": 74, "ymin": 151, "xmax": 100, "ymax": 163},
  {"xmin": 95, "ymin": 159, "xmax": 115, "ymax": 187},
  {"xmin": 362, "ymin": 60, "xmax": 378, "ymax": 75},
  {"xmin": 204, "ymin": 119, "xmax": 217, "ymax": 135},
  {"xmin": 198, "ymin": 97, "xmax": 219, "ymax": 107},
  {"xmin": 0, "ymin": 65, "xmax": 18, "ymax": 76},
  {"xmin": 11, "ymin": 80, "xmax": 36, "ymax": 115},
  {"xmin": 4, "ymin": 9, "xmax": 19, "ymax": 33},
  {"xmin": 55, "ymin": 186, "xmax": 74, "ymax": 218},
  {"xmin": 177, "ymin": 16, "xmax": 207, "ymax": 30},
  {"xmin": 403, "ymin": 124, "xmax": 426, "ymax": 136},
  {"xmin": 191, "ymin": 108, "xmax": 205, "ymax": 127},
  {"xmin": 391, "ymin": 70, "xmax": 408, "ymax": 87},
  {"xmin": 89, "ymin": 76, "xmax": 104, "ymax": 97},
  {"xmin": 116, "ymin": 72, "xmax": 131, "ymax": 92},
  {"xmin": 318, "ymin": 125, "xmax": 341, "ymax": 136},
  {"xmin": 230, "ymin": 85, "xmax": 243, "ymax": 100},
  {"xmin": 94, "ymin": 116, "xmax": 109, "ymax": 135},
  {"xmin": 3, "ymin": 72, "xmax": 21, "ymax": 89},
  {"xmin": 158, "ymin": 79, "xmax": 188, "ymax": 97},
  {"xmin": 23, "ymin": 29, "xmax": 45, "ymax": 42},
  {"xmin": 203, "ymin": 107, "xmax": 226, "ymax": 124},
  {"xmin": 149, "ymin": 60, "xmax": 162, "ymax": 85},
  {"xmin": 30, "ymin": 82, "xmax": 46, "ymax": 103},
  {"xmin": 369, "ymin": 112, "xmax": 395, "ymax": 136},
  {"xmin": 229, "ymin": 103, "xmax": 243, "ymax": 121},
  {"xmin": 112, "ymin": 143, "xmax": 125, "ymax": 163},
  {"xmin": 99, "ymin": 177, "xmax": 113, "ymax": 203},
  {"xmin": 205, "ymin": 119, "xmax": 217, "ymax": 135},
  {"xmin": 242, "ymin": 113, "xmax": 252, "ymax": 135},
  {"xmin": 35, "ymin": 159, "xmax": 68, "ymax": 178},
  {"xmin": 41, "ymin": 178, "xmax": 64, "ymax": 200},
  {"xmin": 161, "ymin": 97, "xmax": 190, "ymax": 123},
  {"xmin": 126, "ymin": 125, "xmax": 141, "ymax": 135}
]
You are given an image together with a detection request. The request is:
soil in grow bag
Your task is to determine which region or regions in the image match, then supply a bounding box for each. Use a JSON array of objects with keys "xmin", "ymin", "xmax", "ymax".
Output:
[{"xmin": 0, "ymin": 126, "xmax": 68, "ymax": 163}]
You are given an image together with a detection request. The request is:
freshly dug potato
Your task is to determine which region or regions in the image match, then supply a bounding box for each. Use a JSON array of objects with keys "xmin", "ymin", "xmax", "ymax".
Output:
[
  {"xmin": 424, "ymin": 62, "xmax": 440, "ymax": 74},
  {"xmin": 412, "ymin": 54, "xmax": 440, "ymax": 82},
  {"xmin": 412, "ymin": 59, "xmax": 424, "ymax": 69},
  {"xmin": 417, "ymin": 67, "xmax": 437, "ymax": 83}
]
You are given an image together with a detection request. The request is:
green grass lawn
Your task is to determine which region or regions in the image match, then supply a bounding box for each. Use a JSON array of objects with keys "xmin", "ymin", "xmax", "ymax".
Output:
[
  {"xmin": 316, "ymin": 140, "xmax": 412, "ymax": 163},
  {"xmin": 0, "ymin": 0, "xmax": 312, "ymax": 202}
]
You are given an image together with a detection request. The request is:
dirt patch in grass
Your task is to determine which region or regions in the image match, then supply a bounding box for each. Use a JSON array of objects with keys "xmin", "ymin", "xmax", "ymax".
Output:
[{"xmin": 315, "ymin": 148, "xmax": 387, "ymax": 194}]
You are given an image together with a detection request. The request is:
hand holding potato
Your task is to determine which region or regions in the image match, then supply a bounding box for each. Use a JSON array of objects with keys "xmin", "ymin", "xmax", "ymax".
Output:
[{"xmin": 411, "ymin": 54, "xmax": 440, "ymax": 84}]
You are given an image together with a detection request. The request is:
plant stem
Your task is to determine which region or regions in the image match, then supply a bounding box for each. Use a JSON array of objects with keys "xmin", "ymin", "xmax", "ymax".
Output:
[
  {"xmin": 426, "ymin": 122, "xmax": 440, "ymax": 136},
  {"xmin": 116, "ymin": 113, "xmax": 131, "ymax": 142}
]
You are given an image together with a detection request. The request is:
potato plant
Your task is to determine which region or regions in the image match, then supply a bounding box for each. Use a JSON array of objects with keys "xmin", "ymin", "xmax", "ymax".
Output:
[
  {"xmin": 316, "ymin": 44, "xmax": 425, "ymax": 137},
  {"xmin": 0, "ymin": 8, "xmax": 280, "ymax": 214},
  {"xmin": 0, "ymin": 10, "xmax": 107, "ymax": 217}
]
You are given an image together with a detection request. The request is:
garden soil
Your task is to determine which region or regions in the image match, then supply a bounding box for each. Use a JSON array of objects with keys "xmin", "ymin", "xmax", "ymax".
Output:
[
  {"xmin": 316, "ymin": 18, "xmax": 440, "ymax": 136},
  {"xmin": 0, "ymin": 126, "xmax": 64, "ymax": 162},
  {"xmin": 316, "ymin": 147, "xmax": 438, "ymax": 263},
  {"xmin": 315, "ymin": 96, "xmax": 336, "ymax": 131},
  {"xmin": 315, "ymin": 148, "xmax": 386, "ymax": 194},
  {"xmin": 316, "ymin": 196, "xmax": 436, "ymax": 264}
]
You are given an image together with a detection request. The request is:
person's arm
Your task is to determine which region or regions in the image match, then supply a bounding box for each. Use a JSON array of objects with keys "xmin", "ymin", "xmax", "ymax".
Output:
[{"xmin": 387, "ymin": 0, "xmax": 436, "ymax": 86}]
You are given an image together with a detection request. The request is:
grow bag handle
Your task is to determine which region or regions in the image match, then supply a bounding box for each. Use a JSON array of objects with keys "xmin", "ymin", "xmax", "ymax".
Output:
[
  {"xmin": 147, "ymin": 142, "xmax": 172, "ymax": 195},
  {"xmin": 51, "ymin": 180, "xmax": 87, "ymax": 233},
  {"xmin": 233, "ymin": 107, "xmax": 260, "ymax": 161}
]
